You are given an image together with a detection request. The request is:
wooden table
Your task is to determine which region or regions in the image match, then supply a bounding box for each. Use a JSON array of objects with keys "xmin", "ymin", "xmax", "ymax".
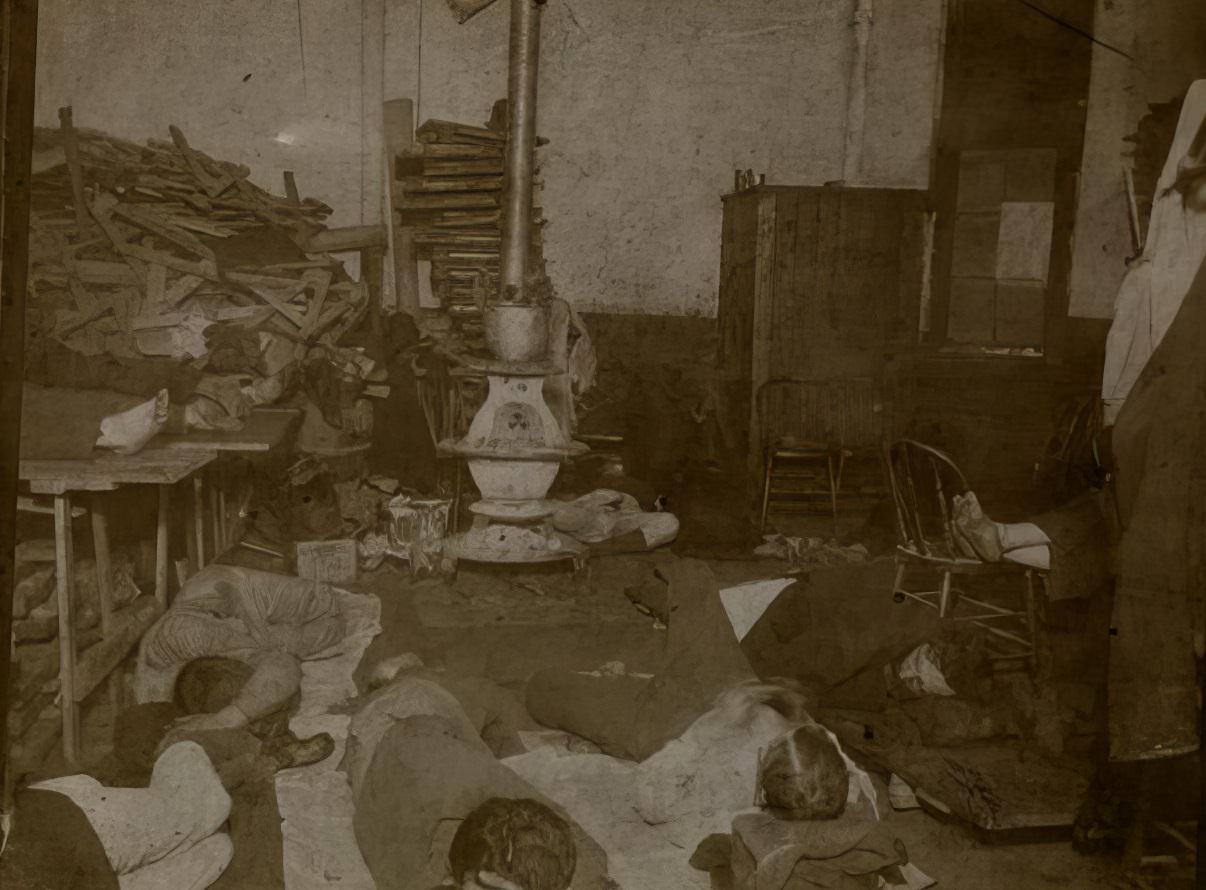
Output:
[
  {"xmin": 156, "ymin": 407, "xmax": 301, "ymax": 564},
  {"xmin": 18, "ymin": 446, "xmax": 217, "ymax": 763}
]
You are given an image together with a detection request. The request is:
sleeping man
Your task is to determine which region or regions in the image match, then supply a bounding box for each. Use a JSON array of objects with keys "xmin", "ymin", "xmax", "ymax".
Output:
[
  {"xmin": 135, "ymin": 564, "xmax": 346, "ymax": 755},
  {"xmin": 341, "ymin": 663, "xmax": 615, "ymax": 890}
]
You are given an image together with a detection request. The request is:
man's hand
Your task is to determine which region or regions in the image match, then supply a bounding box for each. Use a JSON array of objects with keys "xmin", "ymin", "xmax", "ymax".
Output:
[
  {"xmin": 172, "ymin": 704, "xmax": 249, "ymax": 734},
  {"xmin": 470, "ymin": 872, "xmax": 525, "ymax": 890}
]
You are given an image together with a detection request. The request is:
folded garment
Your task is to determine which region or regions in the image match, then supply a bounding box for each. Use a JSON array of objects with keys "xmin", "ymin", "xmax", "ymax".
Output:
[
  {"xmin": 20, "ymin": 383, "xmax": 167, "ymax": 459},
  {"xmin": 730, "ymin": 812, "xmax": 907, "ymax": 890},
  {"xmin": 526, "ymin": 559, "xmax": 755, "ymax": 761}
]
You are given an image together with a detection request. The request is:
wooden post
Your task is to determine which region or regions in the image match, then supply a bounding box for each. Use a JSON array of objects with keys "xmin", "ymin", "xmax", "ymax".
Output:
[
  {"xmin": 384, "ymin": 98, "xmax": 420, "ymax": 316},
  {"xmin": 57, "ymin": 105, "xmax": 89, "ymax": 231},
  {"xmin": 155, "ymin": 484, "xmax": 170, "ymax": 607},
  {"xmin": 54, "ymin": 495, "xmax": 80, "ymax": 764},
  {"xmin": 1, "ymin": 0, "xmax": 41, "ymax": 805}
]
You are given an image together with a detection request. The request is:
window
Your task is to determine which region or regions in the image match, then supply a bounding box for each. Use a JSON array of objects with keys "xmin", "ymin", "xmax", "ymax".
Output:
[{"xmin": 946, "ymin": 149, "xmax": 1056, "ymax": 351}]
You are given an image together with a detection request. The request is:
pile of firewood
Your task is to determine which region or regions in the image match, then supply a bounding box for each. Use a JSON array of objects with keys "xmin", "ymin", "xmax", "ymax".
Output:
[
  {"xmin": 29, "ymin": 117, "xmax": 368, "ymax": 365},
  {"xmin": 397, "ymin": 111, "xmax": 546, "ymax": 321}
]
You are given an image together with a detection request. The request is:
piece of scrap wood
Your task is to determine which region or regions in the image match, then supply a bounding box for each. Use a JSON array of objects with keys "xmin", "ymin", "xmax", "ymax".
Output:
[
  {"xmin": 111, "ymin": 202, "xmax": 217, "ymax": 260},
  {"xmin": 57, "ymin": 106, "xmax": 90, "ymax": 230},
  {"xmin": 284, "ymin": 171, "xmax": 301, "ymax": 206},
  {"xmin": 168, "ymin": 125, "xmax": 235, "ymax": 197},
  {"xmin": 67, "ymin": 275, "xmax": 101, "ymax": 315},
  {"xmin": 120, "ymin": 242, "xmax": 218, "ymax": 280},
  {"xmin": 300, "ymin": 270, "xmax": 332, "ymax": 338},
  {"xmin": 143, "ymin": 263, "xmax": 167, "ymax": 312},
  {"xmin": 73, "ymin": 260, "xmax": 140, "ymax": 286},
  {"xmin": 163, "ymin": 274, "xmax": 204, "ymax": 306}
]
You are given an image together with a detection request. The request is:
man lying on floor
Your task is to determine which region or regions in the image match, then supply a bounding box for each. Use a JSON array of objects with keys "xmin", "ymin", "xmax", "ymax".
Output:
[
  {"xmin": 341, "ymin": 661, "xmax": 614, "ymax": 890},
  {"xmin": 135, "ymin": 564, "xmax": 346, "ymax": 737}
]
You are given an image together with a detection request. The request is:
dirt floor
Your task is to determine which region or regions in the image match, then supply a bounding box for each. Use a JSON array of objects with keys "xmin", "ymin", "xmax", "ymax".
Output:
[{"xmin": 27, "ymin": 488, "xmax": 1190, "ymax": 890}]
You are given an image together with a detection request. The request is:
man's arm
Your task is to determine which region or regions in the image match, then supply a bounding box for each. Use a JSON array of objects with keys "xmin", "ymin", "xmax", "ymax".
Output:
[{"xmin": 175, "ymin": 651, "xmax": 302, "ymax": 732}]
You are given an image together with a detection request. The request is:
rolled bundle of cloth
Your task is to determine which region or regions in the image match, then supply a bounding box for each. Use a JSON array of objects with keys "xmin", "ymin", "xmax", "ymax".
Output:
[
  {"xmin": 17, "ymin": 741, "xmax": 234, "ymax": 890},
  {"xmin": 550, "ymin": 489, "xmax": 679, "ymax": 553},
  {"xmin": 950, "ymin": 491, "xmax": 1051, "ymax": 570},
  {"xmin": 20, "ymin": 383, "xmax": 171, "ymax": 458},
  {"xmin": 526, "ymin": 558, "xmax": 755, "ymax": 761}
]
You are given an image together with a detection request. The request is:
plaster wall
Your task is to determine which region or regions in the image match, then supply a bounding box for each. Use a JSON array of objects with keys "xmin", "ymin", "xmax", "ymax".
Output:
[
  {"xmin": 390, "ymin": 0, "xmax": 945, "ymax": 316},
  {"xmin": 34, "ymin": 0, "xmax": 944, "ymax": 316},
  {"xmin": 34, "ymin": 0, "xmax": 382, "ymax": 230}
]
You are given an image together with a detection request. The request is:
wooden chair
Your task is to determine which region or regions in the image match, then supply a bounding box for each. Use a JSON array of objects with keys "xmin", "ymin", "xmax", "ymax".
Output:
[
  {"xmin": 884, "ymin": 438, "xmax": 1041, "ymax": 666},
  {"xmin": 757, "ymin": 378, "xmax": 882, "ymax": 536}
]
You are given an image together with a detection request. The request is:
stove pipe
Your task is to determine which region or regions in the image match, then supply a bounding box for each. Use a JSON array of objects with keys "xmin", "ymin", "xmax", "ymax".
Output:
[{"xmin": 499, "ymin": 0, "xmax": 544, "ymax": 303}]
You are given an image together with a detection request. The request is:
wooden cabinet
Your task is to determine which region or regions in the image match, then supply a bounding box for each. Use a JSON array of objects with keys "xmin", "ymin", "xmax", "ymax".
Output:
[{"xmin": 716, "ymin": 185, "xmax": 929, "ymax": 465}]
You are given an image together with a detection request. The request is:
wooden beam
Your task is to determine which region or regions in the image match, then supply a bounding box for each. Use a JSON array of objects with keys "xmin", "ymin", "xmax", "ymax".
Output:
[
  {"xmin": 1, "ymin": 0, "xmax": 41, "ymax": 796},
  {"xmin": 57, "ymin": 105, "xmax": 89, "ymax": 231},
  {"xmin": 304, "ymin": 224, "xmax": 386, "ymax": 253}
]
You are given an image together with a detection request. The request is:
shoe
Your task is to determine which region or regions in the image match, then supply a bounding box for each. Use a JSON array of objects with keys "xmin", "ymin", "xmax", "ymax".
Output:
[{"xmin": 265, "ymin": 731, "xmax": 336, "ymax": 770}]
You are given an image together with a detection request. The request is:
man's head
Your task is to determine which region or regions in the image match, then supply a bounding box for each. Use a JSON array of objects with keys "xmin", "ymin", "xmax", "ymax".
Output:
[
  {"xmin": 448, "ymin": 798, "xmax": 576, "ymax": 890},
  {"xmin": 758, "ymin": 723, "xmax": 850, "ymax": 820}
]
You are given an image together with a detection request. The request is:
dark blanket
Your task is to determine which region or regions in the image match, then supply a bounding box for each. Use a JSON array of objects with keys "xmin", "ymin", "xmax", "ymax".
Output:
[
  {"xmin": 526, "ymin": 558, "xmax": 756, "ymax": 761},
  {"xmin": 1107, "ymin": 251, "xmax": 1206, "ymax": 761},
  {"xmin": 0, "ymin": 788, "xmax": 118, "ymax": 890},
  {"xmin": 354, "ymin": 716, "xmax": 611, "ymax": 890}
]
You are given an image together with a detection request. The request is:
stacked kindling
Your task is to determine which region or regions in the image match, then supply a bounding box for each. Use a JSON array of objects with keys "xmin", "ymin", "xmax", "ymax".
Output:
[
  {"xmin": 29, "ymin": 122, "xmax": 368, "ymax": 366},
  {"xmin": 396, "ymin": 115, "xmax": 546, "ymax": 321}
]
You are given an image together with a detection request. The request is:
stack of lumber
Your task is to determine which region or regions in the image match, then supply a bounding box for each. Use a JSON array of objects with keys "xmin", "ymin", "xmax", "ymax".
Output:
[
  {"xmin": 29, "ymin": 119, "xmax": 368, "ymax": 364},
  {"xmin": 397, "ymin": 116, "xmax": 546, "ymax": 321}
]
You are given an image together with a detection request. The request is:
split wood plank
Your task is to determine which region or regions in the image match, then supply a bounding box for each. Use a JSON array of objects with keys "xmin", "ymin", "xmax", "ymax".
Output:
[
  {"xmin": 57, "ymin": 106, "xmax": 90, "ymax": 231},
  {"xmin": 144, "ymin": 263, "xmax": 167, "ymax": 313},
  {"xmin": 300, "ymin": 269, "xmax": 332, "ymax": 339},
  {"xmin": 304, "ymin": 224, "xmax": 387, "ymax": 253},
  {"xmin": 284, "ymin": 170, "xmax": 301, "ymax": 206},
  {"xmin": 169, "ymin": 125, "xmax": 236, "ymax": 197},
  {"xmin": 111, "ymin": 202, "xmax": 217, "ymax": 260},
  {"xmin": 163, "ymin": 273, "xmax": 204, "ymax": 306}
]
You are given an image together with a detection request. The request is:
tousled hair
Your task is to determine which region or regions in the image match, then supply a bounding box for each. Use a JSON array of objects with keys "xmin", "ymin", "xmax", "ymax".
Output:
[
  {"xmin": 759, "ymin": 723, "xmax": 849, "ymax": 820},
  {"xmin": 448, "ymin": 797, "xmax": 577, "ymax": 890}
]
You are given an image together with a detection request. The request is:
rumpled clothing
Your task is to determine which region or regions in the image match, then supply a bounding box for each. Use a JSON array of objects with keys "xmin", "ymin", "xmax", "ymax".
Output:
[
  {"xmin": 730, "ymin": 812, "xmax": 907, "ymax": 890},
  {"xmin": 136, "ymin": 565, "xmax": 346, "ymax": 717},
  {"xmin": 346, "ymin": 675, "xmax": 612, "ymax": 890},
  {"xmin": 636, "ymin": 686, "xmax": 878, "ymax": 849},
  {"xmin": 1103, "ymin": 80, "xmax": 1206, "ymax": 423},
  {"xmin": 32, "ymin": 741, "xmax": 233, "ymax": 890},
  {"xmin": 527, "ymin": 559, "xmax": 755, "ymax": 761},
  {"xmin": 551, "ymin": 489, "xmax": 678, "ymax": 549}
]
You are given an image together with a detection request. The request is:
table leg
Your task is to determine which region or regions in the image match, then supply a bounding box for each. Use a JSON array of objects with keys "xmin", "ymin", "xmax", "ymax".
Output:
[
  {"xmin": 218, "ymin": 488, "xmax": 228, "ymax": 552},
  {"xmin": 190, "ymin": 475, "xmax": 205, "ymax": 572},
  {"xmin": 209, "ymin": 472, "xmax": 221, "ymax": 559},
  {"xmin": 156, "ymin": 484, "xmax": 170, "ymax": 608},
  {"xmin": 90, "ymin": 495, "xmax": 122, "ymax": 719},
  {"xmin": 54, "ymin": 494, "xmax": 80, "ymax": 766}
]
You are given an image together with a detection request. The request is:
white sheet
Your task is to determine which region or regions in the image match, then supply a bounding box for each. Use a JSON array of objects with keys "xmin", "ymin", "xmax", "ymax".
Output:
[
  {"xmin": 1103, "ymin": 79, "xmax": 1206, "ymax": 423},
  {"xmin": 275, "ymin": 588, "xmax": 381, "ymax": 890}
]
